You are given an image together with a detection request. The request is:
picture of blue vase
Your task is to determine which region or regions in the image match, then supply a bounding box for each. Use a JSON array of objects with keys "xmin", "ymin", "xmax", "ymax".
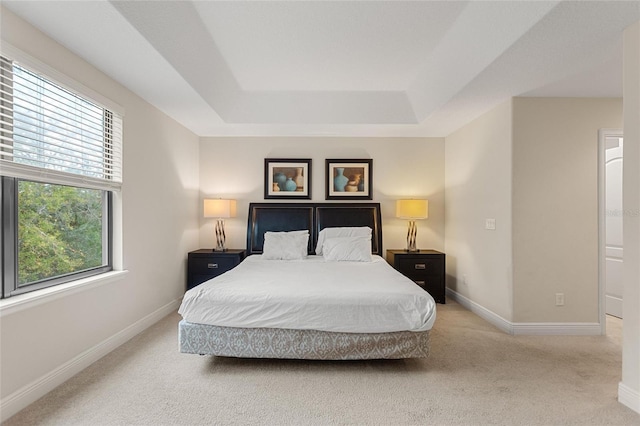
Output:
[
  {"xmin": 284, "ymin": 177, "xmax": 297, "ymax": 191},
  {"xmin": 274, "ymin": 172, "xmax": 287, "ymax": 190},
  {"xmin": 333, "ymin": 167, "xmax": 348, "ymax": 192}
]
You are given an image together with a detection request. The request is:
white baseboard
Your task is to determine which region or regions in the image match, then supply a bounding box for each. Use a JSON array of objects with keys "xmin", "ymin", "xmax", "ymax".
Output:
[
  {"xmin": 619, "ymin": 382, "xmax": 640, "ymax": 414},
  {"xmin": 446, "ymin": 288, "xmax": 601, "ymax": 336},
  {"xmin": 0, "ymin": 298, "xmax": 181, "ymax": 422},
  {"xmin": 446, "ymin": 288, "xmax": 513, "ymax": 334},
  {"xmin": 511, "ymin": 322, "xmax": 602, "ymax": 335}
]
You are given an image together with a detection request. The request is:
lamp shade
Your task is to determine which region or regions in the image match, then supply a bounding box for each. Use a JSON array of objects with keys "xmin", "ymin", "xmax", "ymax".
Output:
[
  {"xmin": 396, "ymin": 199, "xmax": 428, "ymax": 219},
  {"xmin": 204, "ymin": 199, "xmax": 237, "ymax": 218}
]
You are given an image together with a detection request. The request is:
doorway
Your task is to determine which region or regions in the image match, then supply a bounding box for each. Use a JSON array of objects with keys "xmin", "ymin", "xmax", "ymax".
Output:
[{"xmin": 598, "ymin": 128, "xmax": 624, "ymax": 334}]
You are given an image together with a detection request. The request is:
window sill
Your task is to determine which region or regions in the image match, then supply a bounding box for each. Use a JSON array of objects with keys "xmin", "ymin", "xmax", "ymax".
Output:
[{"xmin": 0, "ymin": 270, "xmax": 129, "ymax": 317}]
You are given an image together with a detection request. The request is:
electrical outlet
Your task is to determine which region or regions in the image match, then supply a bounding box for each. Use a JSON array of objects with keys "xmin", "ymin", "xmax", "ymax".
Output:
[
  {"xmin": 555, "ymin": 293, "xmax": 565, "ymax": 306},
  {"xmin": 463, "ymin": 274, "xmax": 468, "ymax": 286},
  {"xmin": 485, "ymin": 219, "xmax": 496, "ymax": 230}
]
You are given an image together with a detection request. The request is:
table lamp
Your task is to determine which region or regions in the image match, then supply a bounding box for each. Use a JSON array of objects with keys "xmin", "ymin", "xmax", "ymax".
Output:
[
  {"xmin": 396, "ymin": 199, "xmax": 428, "ymax": 252},
  {"xmin": 204, "ymin": 199, "xmax": 237, "ymax": 251}
]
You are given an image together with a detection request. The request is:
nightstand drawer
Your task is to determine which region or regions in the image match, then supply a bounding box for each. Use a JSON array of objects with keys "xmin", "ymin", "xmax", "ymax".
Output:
[
  {"xmin": 189, "ymin": 256, "xmax": 239, "ymax": 275},
  {"xmin": 395, "ymin": 257, "xmax": 442, "ymax": 277},
  {"xmin": 411, "ymin": 274, "xmax": 443, "ymax": 290}
]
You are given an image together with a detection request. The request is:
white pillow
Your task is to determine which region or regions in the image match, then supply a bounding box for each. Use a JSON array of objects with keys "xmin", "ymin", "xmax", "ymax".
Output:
[
  {"xmin": 315, "ymin": 226, "xmax": 372, "ymax": 255},
  {"xmin": 262, "ymin": 230, "xmax": 309, "ymax": 260},
  {"xmin": 322, "ymin": 236, "xmax": 372, "ymax": 262}
]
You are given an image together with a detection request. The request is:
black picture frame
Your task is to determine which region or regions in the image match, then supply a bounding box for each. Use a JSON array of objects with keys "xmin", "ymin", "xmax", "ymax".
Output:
[
  {"xmin": 264, "ymin": 158, "xmax": 312, "ymax": 199},
  {"xmin": 325, "ymin": 159, "xmax": 373, "ymax": 200}
]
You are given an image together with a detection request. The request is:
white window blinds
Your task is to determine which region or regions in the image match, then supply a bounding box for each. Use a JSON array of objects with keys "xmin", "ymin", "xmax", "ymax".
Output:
[{"xmin": 0, "ymin": 55, "xmax": 122, "ymax": 191}]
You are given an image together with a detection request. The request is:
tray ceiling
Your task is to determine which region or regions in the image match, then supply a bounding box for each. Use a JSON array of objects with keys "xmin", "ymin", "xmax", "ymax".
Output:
[{"xmin": 2, "ymin": 1, "xmax": 638, "ymax": 137}]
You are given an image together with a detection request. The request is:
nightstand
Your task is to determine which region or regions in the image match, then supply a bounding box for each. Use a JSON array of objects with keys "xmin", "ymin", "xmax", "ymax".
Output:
[
  {"xmin": 386, "ymin": 249, "xmax": 446, "ymax": 303},
  {"xmin": 187, "ymin": 249, "xmax": 246, "ymax": 290}
]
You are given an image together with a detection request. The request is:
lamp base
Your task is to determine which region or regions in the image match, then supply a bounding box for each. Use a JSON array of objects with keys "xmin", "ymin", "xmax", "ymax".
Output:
[
  {"xmin": 406, "ymin": 220, "xmax": 418, "ymax": 252},
  {"xmin": 215, "ymin": 219, "xmax": 226, "ymax": 252}
]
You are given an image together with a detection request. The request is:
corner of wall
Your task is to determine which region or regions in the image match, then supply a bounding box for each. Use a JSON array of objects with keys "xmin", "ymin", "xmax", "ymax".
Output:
[{"xmin": 444, "ymin": 99, "xmax": 514, "ymax": 322}]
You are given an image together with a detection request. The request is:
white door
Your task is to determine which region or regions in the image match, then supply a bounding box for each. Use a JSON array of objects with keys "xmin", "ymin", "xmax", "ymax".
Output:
[{"xmin": 605, "ymin": 136, "xmax": 623, "ymax": 318}]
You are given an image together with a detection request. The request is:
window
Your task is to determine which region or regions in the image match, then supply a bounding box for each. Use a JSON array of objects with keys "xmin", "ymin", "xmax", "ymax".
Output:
[{"xmin": 0, "ymin": 54, "xmax": 122, "ymax": 298}]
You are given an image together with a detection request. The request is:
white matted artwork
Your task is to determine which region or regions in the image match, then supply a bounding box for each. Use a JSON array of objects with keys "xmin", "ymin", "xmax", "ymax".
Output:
[
  {"xmin": 325, "ymin": 159, "xmax": 373, "ymax": 200},
  {"xmin": 264, "ymin": 158, "xmax": 312, "ymax": 199}
]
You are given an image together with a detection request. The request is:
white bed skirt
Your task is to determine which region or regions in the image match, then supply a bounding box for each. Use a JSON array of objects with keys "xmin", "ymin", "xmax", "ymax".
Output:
[{"xmin": 179, "ymin": 320, "xmax": 430, "ymax": 360}]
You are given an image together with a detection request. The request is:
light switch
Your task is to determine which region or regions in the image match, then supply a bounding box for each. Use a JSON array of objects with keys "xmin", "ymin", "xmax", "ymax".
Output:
[{"xmin": 485, "ymin": 218, "xmax": 496, "ymax": 230}]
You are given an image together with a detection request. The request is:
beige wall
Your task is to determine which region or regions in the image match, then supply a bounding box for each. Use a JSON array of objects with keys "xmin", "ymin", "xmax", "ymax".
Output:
[
  {"xmin": 511, "ymin": 98, "xmax": 622, "ymax": 323},
  {"xmin": 199, "ymin": 137, "xmax": 445, "ymax": 253},
  {"xmin": 621, "ymin": 20, "xmax": 640, "ymax": 412},
  {"xmin": 444, "ymin": 99, "xmax": 514, "ymax": 321},
  {"xmin": 0, "ymin": 7, "xmax": 200, "ymax": 408}
]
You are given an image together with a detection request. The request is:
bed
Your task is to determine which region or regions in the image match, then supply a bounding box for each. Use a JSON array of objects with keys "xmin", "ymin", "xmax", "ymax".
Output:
[{"xmin": 178, "ymin": 202, "xmax": 436, "ymax": 360}]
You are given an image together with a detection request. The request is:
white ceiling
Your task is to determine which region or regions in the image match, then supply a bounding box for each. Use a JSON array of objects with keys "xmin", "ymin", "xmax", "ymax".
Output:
[{"xmin": 3, "ymin": 0, "xmax": 639, "ymax": 137}]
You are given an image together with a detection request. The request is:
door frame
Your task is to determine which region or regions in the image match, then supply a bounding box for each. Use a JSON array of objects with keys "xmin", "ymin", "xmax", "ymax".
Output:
[{"xmin": 598, "ymin": 128, "xmax": 624, "ymax": 334}]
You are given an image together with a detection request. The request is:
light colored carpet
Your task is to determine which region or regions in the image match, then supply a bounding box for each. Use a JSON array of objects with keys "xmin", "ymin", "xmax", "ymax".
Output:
[{"xmin": 4, "ymin": 301, "xmax": 639, "ymax": 426}]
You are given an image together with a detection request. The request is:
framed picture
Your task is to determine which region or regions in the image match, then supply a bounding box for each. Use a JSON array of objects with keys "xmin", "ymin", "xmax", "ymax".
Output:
[
  {"xmin": 264, "ymin": 158, "xmax": 312, "ymax": 199},
  {"xmin": 325, "ymin": 159, "xmax": 373, "ymax": 200}
]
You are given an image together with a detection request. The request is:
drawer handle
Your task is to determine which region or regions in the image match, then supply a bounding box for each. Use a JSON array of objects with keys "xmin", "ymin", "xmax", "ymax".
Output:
[
  {"xmin": 415, "ymin": 264, "xmax": 426, "ymax": 270},
  {"xmin": 207, "ymin": 263, "xmax": 219, "ymax": 269},
  {"xmin": 415, "ymin": 280, "xmax": 426, "ymax": 286}
]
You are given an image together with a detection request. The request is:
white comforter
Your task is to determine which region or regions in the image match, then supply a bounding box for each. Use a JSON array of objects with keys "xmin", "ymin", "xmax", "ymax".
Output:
[{"xmin": 178, "ymin": 255, "xmax": 436, "ymax": 333}]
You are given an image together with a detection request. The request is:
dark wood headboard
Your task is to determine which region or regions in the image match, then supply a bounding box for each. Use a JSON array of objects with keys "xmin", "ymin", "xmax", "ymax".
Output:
[{"xmin": 246, "ymin": 202, "xmax": 383, "ymax": 256}]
